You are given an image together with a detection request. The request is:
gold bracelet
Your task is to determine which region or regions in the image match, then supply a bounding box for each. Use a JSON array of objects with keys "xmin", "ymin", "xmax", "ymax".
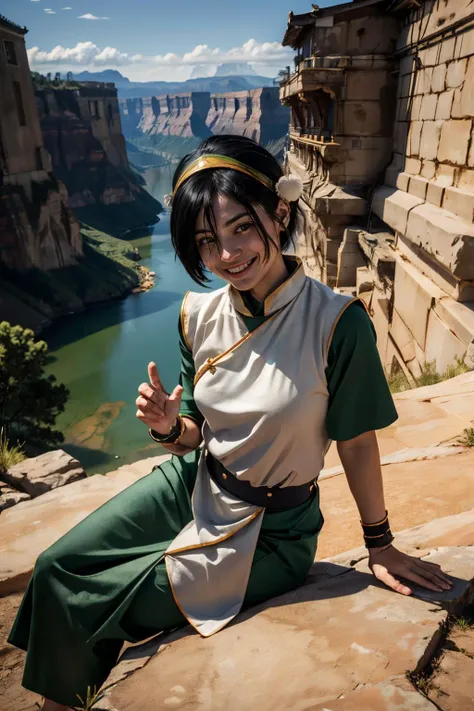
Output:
[{"xmin": 161, "ymin": 415, "xmax": 186, "ymax": 447}]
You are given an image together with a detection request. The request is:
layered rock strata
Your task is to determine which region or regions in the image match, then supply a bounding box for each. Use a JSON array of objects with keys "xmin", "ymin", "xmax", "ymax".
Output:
[{"xmin": 119, "ymin": 87, "xmax": 289, "ymax": 149}]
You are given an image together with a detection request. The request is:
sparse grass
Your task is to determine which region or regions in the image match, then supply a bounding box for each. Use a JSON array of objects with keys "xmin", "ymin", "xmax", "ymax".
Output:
[
  {"xmin": 443, "ymin": 355, "xmax": 471, "ymax": 380},
  {"xmin": 71, "ymin": 685, "xmax": 105, "ymax": 711},
  {"xmin": 389, "ymin": 357, "xmax": 472, "ymax": 394},
  {"xmin": 405, "ymin": 669, "xmax": 445, "ymax": 697},
  {"xmin": 416, "ymin": 360, "xmax": 442, "ymax": 387},
  {"xmin": 456, "ymin": 428, "xmax": 474, "ymax": 448},
  {"xmin": 387, "ymin": 369, "xmax": 411, "ymax": 393},
  {"xmin": 0, "ymin": 428, "xmax": 26, "ymax": 474},
  {"xmin": 452, "ymin": 615, "xmax": 474, "ymax": 631}
]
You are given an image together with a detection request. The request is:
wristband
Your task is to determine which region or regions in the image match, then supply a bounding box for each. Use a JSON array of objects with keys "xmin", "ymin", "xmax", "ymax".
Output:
[
  {"xmin": 149, "ymin": 415, "xmax": 185, "ymax": 445},
  {"xmin": 361, "ymin": 511, "xmax": 394, "ymax": 549}
]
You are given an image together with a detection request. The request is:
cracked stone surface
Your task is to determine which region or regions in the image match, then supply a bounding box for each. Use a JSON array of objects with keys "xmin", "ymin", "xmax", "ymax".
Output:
[{"xmin": 104, "ymin": 547, "xmax": 473, "ymax": 711}]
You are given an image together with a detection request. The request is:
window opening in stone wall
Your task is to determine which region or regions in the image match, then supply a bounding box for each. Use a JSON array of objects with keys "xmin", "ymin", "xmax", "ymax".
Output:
[
  {"xmin": 4, "ymin": 40, "xmax": 18, "ymax": 66},
  {"xmin": 303, "ymin": 89, "xmax": 335, "ymax": 141},
  {"xmin": 35, "ymin": 147, "xmax": 42, "ymax": 171},
  {"xmin": 13, "ymin": 81, "xmax": 26, "ymax": 126},
  {"xmin": 107, "ymin": 102, "xmax": 113, "ymax": 124},
  {"xmin": 89, "ymin": 100, "xmax": 100, "ymax": 118}
]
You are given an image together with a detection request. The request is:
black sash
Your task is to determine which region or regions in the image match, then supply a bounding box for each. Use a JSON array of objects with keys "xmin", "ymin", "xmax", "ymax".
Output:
[{"xmin": 206, "ymin": 453, "xmax": 316, "ymax": 511}]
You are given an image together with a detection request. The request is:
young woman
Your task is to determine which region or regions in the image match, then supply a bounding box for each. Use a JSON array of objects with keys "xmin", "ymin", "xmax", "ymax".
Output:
[{"xmin": 9, "ymin": 135, "xmax": 451, "ymax": 711}]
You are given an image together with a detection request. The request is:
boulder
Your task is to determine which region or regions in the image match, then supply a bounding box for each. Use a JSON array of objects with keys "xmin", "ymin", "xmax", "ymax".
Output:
[
  {"xmin": 3, "ymin": 449, "xmax": 85, "ymax": 498},
  {"xmin": 0, "ymin": 483, "xmax": 30, "ymax": 513}
]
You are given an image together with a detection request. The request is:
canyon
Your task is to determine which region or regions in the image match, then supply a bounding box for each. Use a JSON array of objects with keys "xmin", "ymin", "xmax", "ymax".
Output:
[
  {"xmin": 0, "ymin": 15, "xmax": 161, "ymax": 332},
  {"xmin": 119, "ymin": 87, "xmax": 290, "ymax": 158}
]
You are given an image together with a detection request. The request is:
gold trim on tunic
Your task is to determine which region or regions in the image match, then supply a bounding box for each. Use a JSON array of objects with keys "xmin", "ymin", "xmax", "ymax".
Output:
[
  {"xmin": 180, "ymin": 290, "xmax": 192, "ymax": 352},
  {"xmin": 325, "ymin": 296, "xmax": 368, "ymax": 360},
  {"xmin": 193, "ymin": 307, "xmax": 284, "ymax": 386}
]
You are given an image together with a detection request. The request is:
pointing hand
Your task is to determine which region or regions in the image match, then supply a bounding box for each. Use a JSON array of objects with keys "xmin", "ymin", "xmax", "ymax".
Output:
[{"xmin": 135, "ymin": 362, "xmax": 183, "ymax": 435}]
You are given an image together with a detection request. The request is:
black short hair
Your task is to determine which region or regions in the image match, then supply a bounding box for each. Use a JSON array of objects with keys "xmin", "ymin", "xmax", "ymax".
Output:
[{"xmin": 169, "ymin": 135, "xmax": 299, "ymax": 285}]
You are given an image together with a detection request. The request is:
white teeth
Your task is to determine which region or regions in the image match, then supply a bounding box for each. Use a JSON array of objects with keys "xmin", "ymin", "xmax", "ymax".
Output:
[{"xmin": 228, "ymin": 259, "xmax": 253, "ymax": 274}]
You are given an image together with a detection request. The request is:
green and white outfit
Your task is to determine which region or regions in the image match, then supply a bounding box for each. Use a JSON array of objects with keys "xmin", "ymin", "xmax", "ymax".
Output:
[{"xmin": 9, "ymin": 258, "xmax": 397, "ymax": 707}]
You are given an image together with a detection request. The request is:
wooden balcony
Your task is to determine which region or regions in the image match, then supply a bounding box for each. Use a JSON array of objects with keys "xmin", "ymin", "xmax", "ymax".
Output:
[
  {"xmin": 289, "ymin": 130, "xmax": 340, "ymax": 162},
  {"xmin": 279, "ymin": 57, "xmax": 348, "ymax": 101}
]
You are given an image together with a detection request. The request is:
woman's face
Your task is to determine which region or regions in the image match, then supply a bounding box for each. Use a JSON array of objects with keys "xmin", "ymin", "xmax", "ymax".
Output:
[{"xmin": 194, "ymin": 194, "xmax": 289, "ymax": 296}]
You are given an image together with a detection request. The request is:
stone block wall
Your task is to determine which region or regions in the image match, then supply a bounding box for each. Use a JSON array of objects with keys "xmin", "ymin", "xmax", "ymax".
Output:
[{"xmin": 369, "ymin": 0, "xmax": 474, "ymax": 378}]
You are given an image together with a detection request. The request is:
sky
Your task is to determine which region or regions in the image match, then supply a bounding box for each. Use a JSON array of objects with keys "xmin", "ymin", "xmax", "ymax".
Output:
[{"xmin": 1, "ymin": 0, "xmax": 341, "ymax": 82}]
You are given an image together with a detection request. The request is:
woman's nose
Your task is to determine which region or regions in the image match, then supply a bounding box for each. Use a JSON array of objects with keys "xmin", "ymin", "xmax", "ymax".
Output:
[{"xmin": 220, "ymin": 241, "xmax": 242, "ymax": 262}]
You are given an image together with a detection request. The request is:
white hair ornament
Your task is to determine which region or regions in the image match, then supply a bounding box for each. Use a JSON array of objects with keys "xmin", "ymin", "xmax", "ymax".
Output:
[{"xmin": 275, "ymin": 175, "xmax": 304, "ymax": 202}]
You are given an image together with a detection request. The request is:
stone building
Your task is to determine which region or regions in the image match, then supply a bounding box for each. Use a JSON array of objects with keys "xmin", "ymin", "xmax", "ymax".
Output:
[
  {"xmin": 0, "ymin": 14, "xmax": 81, "ymax": 271},
  {"xmin": 281, "ymin": 0, "xmax": 474, "ymax": 378}
]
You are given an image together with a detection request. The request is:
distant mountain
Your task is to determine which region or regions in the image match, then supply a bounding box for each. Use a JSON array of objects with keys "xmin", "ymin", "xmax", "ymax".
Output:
[
  {"xmin": 189, "ymin": 64, "xmax": 216, "ymax": 79},
  {"xmin": 215, "ymin": 63, "xmax": 258, "ymax": 77},
  {"xmin": 72, "ymin": 68, "xmax": 275, "ymax": 98},
  {"xmin": 72, "ymin": 70, "xmax": 131, "ymax": 86}
]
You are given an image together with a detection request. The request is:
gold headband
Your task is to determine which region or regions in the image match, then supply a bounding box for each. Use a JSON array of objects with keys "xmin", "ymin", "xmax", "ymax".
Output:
[{"xmin": 172, "ymin": 154, "xmax": 275, "ymax": 197}]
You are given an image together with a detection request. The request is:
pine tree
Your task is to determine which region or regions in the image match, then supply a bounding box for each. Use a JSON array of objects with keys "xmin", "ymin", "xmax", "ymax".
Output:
[{"xmin": 0, "ymin": 322, "xmax": 69, "ymax": 452}]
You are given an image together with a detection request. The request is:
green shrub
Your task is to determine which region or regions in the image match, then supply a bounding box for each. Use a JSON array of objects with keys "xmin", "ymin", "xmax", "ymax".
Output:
[
  {"xmin": 0, "ymin": 322, "xmax": 69, "ymax": 452},
  {"xmin": 0, "ymin": 427, "xmax": 26, "ymax": 474}
]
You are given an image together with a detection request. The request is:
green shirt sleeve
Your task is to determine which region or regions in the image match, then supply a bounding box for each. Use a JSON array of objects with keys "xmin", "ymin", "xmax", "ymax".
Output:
[
  {"xmin": 325, "ymin": 301, "xmax": 398, "ymax": 441},
  {"xmin": 177, "ymin": 317, "xmax": 205, "ymax": 427}
]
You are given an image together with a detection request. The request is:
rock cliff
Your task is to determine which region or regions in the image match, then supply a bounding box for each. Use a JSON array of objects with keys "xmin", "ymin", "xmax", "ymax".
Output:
[
  {"xmin": 36, "ymin": 83, "xmax": 161, "ymax": 235},
  {"xmin": 0, "ymin": 171, "xmax": 82, "ymax": 272},
  {"xmin": 119, "ymin": 87, "xmax": 289, "ymax": 157}
]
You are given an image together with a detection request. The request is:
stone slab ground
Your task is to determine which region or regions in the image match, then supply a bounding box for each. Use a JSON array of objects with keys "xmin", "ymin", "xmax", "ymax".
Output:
[
  {"xmin": 1, "ymin": 374, "xmax": 473, "ymax": 709},
  {"xmin": 101, "ymin": 547, "xmax": 473, "ymax": 711}
]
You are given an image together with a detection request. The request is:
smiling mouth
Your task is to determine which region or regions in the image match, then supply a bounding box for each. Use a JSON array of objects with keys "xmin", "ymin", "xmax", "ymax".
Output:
[{"xmin": 225, "ymin": 257, "xmax": 256, "ymax": 277}]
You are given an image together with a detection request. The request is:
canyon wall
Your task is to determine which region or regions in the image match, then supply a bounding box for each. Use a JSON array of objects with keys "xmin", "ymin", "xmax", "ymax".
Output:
[
  {"xmin": 36, "ymin": 83, "xmax": 160, "ymax": 230},
  {"xmin": 0, "ymin": 16, "xmax": 82, "ymax": 272},
  {"xmin": 119, "ymin": 87, "xmax": 289, "ymax": 149}
]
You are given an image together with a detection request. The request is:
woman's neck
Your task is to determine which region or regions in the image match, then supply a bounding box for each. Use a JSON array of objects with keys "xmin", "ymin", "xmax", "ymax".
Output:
[{"xmin": 250, "ymin": 254, "xmax": 289, "ymax": 303}]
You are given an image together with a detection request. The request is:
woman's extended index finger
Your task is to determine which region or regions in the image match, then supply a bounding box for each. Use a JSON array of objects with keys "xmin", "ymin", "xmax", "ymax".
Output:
[{"xmin": 148, "ymin": 362, "xmax": 164, "ymax": 391}]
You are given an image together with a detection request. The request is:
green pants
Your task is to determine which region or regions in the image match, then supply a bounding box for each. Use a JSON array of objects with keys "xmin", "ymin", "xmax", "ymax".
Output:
[{"xmin": 8, "ymin": 451, "xmax": 323, "ymax": 707}]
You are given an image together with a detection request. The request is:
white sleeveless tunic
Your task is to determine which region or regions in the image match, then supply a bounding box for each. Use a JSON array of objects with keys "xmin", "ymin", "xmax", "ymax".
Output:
[{"xmin": 165, "ymin": 261, "xmax": 357, "ymax": 637}]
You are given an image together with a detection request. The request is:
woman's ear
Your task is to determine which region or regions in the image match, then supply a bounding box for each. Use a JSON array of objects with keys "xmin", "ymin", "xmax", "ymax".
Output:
[{"xmin": 276, "ymin": 199, "xmax": 291, "ymax": 229}]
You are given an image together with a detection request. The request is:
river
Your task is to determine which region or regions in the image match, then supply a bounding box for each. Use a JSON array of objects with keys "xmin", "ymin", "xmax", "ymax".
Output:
[{"xmin": 44, "ymin": 165, "xmax": 221, "ymax": 474}]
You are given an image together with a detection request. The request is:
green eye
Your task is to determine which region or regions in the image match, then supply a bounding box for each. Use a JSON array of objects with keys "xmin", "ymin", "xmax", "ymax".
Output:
[{"xmin": 235, "ymin": 222, "xmax": 252, "ymax": 234}]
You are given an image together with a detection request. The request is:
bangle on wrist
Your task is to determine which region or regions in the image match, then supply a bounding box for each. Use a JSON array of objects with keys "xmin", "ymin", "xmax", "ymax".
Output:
[
  {"xmin": 149, "ymin": 415, "xmax": 186, "ymax": 446},
  {"xmin": 361, "ymin": 511, "xmax": 394, "ymax": 549}
]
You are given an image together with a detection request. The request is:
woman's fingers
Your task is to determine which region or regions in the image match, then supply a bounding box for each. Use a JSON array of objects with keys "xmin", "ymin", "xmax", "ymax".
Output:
[
  {"xmin": 148, "ymin": 362, "xmax": 164, "ymax": 391},
  {"xmin": 136, "ymin": 409, "xmax": 161, "ymax": 429},
  {"xmin": 371, "ymin": 564, "xmax": 411, "ymax": 596},
  {"xmin": 412, "ymin": 561, "xmax": 452, "ymax": 589},
  {"xmin": 399, "ymin": 568, "xmax": 448, "ymax": 592},
  {"xmin": 135, "ymin": 395, "xmax": 164, "ymax": 419},
  {"xmin": 138, "ymin": 383, "xmax": 168, "ymax": 412},
  {"xmin": 166, "ymin": 385, "xmax": 184, "ymax": 421}
]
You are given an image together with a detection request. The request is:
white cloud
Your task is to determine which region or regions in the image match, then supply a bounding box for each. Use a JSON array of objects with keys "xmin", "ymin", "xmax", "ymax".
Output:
[
  {"xmin": 62, "ymin": 6, "xmax": 73, "ymax": 9},
  {"xmin": 44, "ymin": 8, "xmax": 57, "ymax": 13},
  {"xmin": 27, "ymin": 38, "xmax": 292, "ymax": 81},
  {"xmin": 78, "ymin": 13, "xmax": 109, "ymax": 20}
]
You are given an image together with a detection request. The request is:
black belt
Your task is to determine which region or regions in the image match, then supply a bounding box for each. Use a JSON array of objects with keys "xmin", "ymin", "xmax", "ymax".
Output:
[{"xmin": 206, "ymin": 453, "xmax": 316, "ymax": 510}]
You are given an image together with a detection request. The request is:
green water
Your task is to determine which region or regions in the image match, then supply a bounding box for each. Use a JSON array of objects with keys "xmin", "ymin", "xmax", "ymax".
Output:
[{"xmin": 45, "ymin": 166, "xmax": 221, "ymax": 474}]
